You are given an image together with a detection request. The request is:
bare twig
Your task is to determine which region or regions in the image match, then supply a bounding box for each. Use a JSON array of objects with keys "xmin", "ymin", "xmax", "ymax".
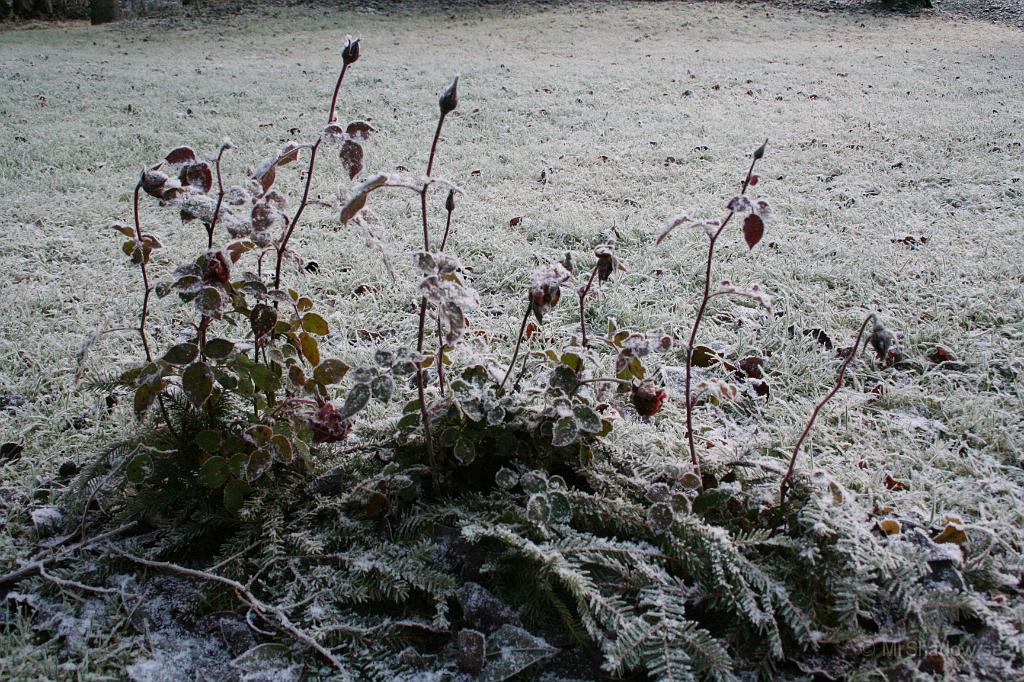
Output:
[
  {"xmin": 273, "ymin": 140, "xmax": 321, "ymax": 292},
  {"xmin": 110, "ymin": 547, "xmax": 350, "ymax": 676},
  {"xmin": 779, "ymin": 313, "xmax": 874, "ymax": 505},
  {"xmin": 0, "ymin": 522, "xmax": 137, "ymax": 590},
  {"xmin": 132, "ymin": 181, "xmax": 153, "ymax": 363},
  {"xmin": 501, "ymin": 300, "xmax": 533, "ymax": 390},
  {"xmin": 577, "ymin": 264, "xmax": 600, "ymax": 348},
  {"xmin": 206, "ymin": 143, "xmax": 230, "ymax": 248},
  {"xmin": 39, "ymin": 563, "xmax": 119, "ymax": 595}
]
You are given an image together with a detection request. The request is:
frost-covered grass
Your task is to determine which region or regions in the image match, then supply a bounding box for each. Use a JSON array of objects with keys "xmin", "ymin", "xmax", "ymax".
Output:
[{"xmin": 1, "ymin": 1, "xmax": 1023, "ymax": 677}]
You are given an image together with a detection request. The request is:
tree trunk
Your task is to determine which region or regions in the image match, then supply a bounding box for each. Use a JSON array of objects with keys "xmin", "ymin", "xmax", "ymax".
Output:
[{"xmin": 89, "ymin": 0, "xmax": 118, "ymax": 23}]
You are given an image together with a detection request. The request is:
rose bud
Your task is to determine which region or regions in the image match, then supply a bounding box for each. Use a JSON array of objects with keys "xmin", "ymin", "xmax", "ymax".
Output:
[
  {"xmin": 594, "ymin": 245, "xmax": 617, "ymax": 283},
  {"xmin": 439, "ymin": 76, "xmax": 459, "ymax": 116},
  {"xmin": 342, "ymin": 36, "xmax": 361, "ymax": 65},
  {"xmin": 308, "ymin": 402, "xmax": 353, "ymax": 444},
  {"xmin": 445, "ymin": 189, "xmax": 456, "ymax": 213},
  {"xmin": 631, "ymin": 381, "xmax": 667, "ymax": 418}
]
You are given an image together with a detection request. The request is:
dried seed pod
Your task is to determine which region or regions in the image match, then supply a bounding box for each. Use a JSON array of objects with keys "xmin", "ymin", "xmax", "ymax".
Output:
[
  {"xmin": 341, "ymin": 36, "xmax": 361, "ymax": 65},
  {"xmin": 631, "ymin": 381, "xmax": 667, "ymax": 417},
  {"xmin": 439, "ymin": 76, "xmax": 459, "ymax": 116}
]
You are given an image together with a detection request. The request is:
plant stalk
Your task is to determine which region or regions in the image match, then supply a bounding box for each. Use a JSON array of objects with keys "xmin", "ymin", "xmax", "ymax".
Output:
[
  {"xmin": 415, "ymin": 111, "xmax": 449, "ymax": 462},
  {"xmin": 206, "ymin": 144, "xmax": 228, "ymax": 248},
  {"xmin": 779, "ymin": 314, "xmax": 873, "ymax": 505},
  {"xmin": 682, "ymin": 145, "xmax": 764, "ymax": 485},
  {"xmin": 578, "ymin": 264, "xmax": 600, "ymax": 348},
  {"xmin": 501, "ymin": 300, "xmax": 533, "ymax": 390}
]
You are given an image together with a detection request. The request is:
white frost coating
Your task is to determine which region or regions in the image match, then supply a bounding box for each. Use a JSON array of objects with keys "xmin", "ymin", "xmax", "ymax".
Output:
[{"xmin": 30, "ymin": 506, "xmax": 63, "ymax": 529}]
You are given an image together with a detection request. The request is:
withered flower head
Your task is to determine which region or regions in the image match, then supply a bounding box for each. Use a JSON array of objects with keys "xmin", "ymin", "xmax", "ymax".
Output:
[
  {"xmin": 594, "ymin": 245, "xmax": 617, "ymax": 283},
  {"xmin": 203, "ymin": 250, "xmax": 231, "ymax": 287},
  {"xmin": 631, "ymin": 381, "xmax": 667, "ymax": 418},
  {"xmin": 868, "ymin": 315, "xmax": 901, "ymax": 364},
  {"xmin": 528, "ymin": 259, "xmax": 571, "ymax": 323},
  {"xmin": 439, "ymin": 77, "xmax": 459, "ymax": 116},
  {"xmin": 308, "ymin": 402, "xmax": 353, "ymax": 444},
  {"xmin": 342, "ymin": 36, "xmax": 361, "ymax": 65},
  {"xmin": 753, "ymin": 138, "xmax": 767, "ymax": 160}
]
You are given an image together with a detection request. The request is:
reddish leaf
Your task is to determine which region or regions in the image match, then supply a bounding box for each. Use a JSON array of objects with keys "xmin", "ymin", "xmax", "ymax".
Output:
[
  {"xmin": 345, "ymin": 120, "xmax": 378, "ymax": 140},
  {"xmin": 179, "ymin": 162, "xmax": 213, "ymax": 194},
  {"xmin": 258, "ymin": 164, "xmax": 277, "ymax": 193},
  {"xmin": 801, "ymin": 327, "xmax": 834, "ymax": 351},
  {"xmin": 340, "ymin": 140, "xmax": 364, "ymax": 180},
  {"xmin": 322, "ymin": 123, "xmax": 346, "ymax": 144},
  {"xmin": 141, "ymin": 169, "xmax": 170, "ymax": 198},
  {"xmin": 525, "ymin": 321, "xmax": 540, "ymax": 339},
  {"xmin": 738, "ymin": 356, "xmax": 764, "ymax": 380},
  {"xmin": 884, "ymin": 474, "xmax": 909, "ymax": 491},
  {"xmin": 929, "ymin": 345, "xmax": 956, "ymax": 364},
  {"xmin": 165, "ymin": 146, "xmax": 196, "ymax": 164},
  {"xmin": 251, "ymin": 200, "xmax": 284, "ymax": 231},
  {"xmin": 748, "ymin": 174, "xmax": 760, "ymax": 186},
  {"xmin": 509, "ymin": 216, "xmax": 523, "ymax": 227},
  {"xmin": 919, "ymin": 652, "xmax": 945, "ymax": 676},
  {"xmin": 277, "ymin": 141, "xmax": 301, "ymax": 166},
  {"xmin": 751, "ymin": 379, "xmax": 770, "ymax": 398},
  {"xmin": 353, "ymin": 283, "xmax": 377, "ymax": 296},
  {"xmin": 742, "ymin": 213, "xmax": 764, "ymax": 249}
]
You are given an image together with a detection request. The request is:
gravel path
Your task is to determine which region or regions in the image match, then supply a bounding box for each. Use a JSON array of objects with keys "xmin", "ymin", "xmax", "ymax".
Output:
[
  {"xmin": 743, "ymin": 0, "xmax": 1024, "ymax": 30},
  {"xmin": 933, "ymin": 0, "xmax": 1024, "ymax": 30}
]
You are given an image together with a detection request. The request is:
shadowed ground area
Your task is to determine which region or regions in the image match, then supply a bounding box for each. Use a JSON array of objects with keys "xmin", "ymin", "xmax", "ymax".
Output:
[{"xmin": 1, "ymin": 1, "xmax": 1022, "ymax": 678}]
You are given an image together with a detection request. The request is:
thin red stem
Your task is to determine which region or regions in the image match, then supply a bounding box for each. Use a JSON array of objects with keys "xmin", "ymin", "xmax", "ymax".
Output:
[
  {"xmin": 132, "ymin": 182, "xmax": 153, "ymax": 363},
  {"xmin": 439, "ymin": 207, "xmax": 454, "ymax": 251},
  {"xmin": 780, "ymin": 314, "xmax": 874, "ymax": 505},
  {"xmin": 435, "ymin": 319, "xmax": 446, "ymax": 396},
  {"xmin": 682, "ymin": 145, "xmax": 764, "ymax": 485},
  {"xmin": 272, "ymin": 62, "xmax": 349, "ymax": 290},
  {"xmin": 501, "ymin": 301, "xmax": 533, "ymax": 390},
  {"xmin": 578, "ymin": 264, "xmax": 600, "ymax": 348},
  {"xmin": 420, "ymin": 115, "xmax": 445, "ymax": 252},
  {"xmin": 433, "ymin": 205, "xmax": 456, "ymax": 395},
  {"xmin": 273, "ymin": 139, "xmax": 321, "ymax": 291},
  {"xmin": 327, "ymin": 63, "xmax": 349, "ymax": 124},
  {"xmin": 415, "ymin": 111, "xmax": 449, "ymax": 460},
  {"xmin": 132, "ymin": 178, "xmax": 178, "ymax": 439},
  {"xmin": 416, "ymin": 367, "xmax": 434, "ymax": 462},
  {"xmin": 206, "ymin": 145, "xmax": 228, "ymax": 248}
]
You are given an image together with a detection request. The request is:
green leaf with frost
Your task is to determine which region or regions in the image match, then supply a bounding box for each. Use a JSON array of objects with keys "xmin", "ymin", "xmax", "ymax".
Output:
[{"xmin": 182, "ymin": 362, "xmax": 214, "ymax": 408}]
